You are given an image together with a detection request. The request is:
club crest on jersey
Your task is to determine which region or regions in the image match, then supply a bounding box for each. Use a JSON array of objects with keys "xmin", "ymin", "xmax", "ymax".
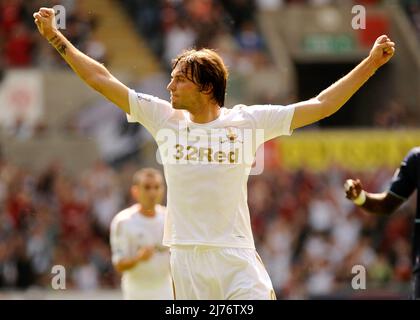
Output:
[{"xmin": 225, "ymin": 127, "xmax": 242, "ymax": 144}]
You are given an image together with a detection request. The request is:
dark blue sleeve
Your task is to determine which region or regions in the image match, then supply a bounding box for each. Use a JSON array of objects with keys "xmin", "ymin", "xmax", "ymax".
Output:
[{"xmin": 389, "ymin": 147, "xmax": 420, "ymax": 199}]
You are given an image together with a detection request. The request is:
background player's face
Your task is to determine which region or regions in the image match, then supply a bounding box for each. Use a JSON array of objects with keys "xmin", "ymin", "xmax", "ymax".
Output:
[
  {"xmin": 131, "ymin": 174, "xmax": 164, "ymax": 208},
  {"xmin": 167, "ymin": 62, "xmax": 209, "ymax": 111}
]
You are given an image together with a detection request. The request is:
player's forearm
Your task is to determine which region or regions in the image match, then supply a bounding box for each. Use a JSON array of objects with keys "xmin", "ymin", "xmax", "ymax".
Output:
[
  {"xmin": 316, "ymin": 57, "xmax": 377, "ymax": 117},
  {"xmin": 114, "ymin": 248, "xmax": 154, "ymax": 272},
  {"xmin": 357, "ymin": 191, "xmax": 403, "ymax": 216},
  {"xmin": 359, "ymin": 192, "xmax": 392, "ymax": 215},
  {"xmin": 47, "ymin": 30, "xmax": 111, "ymax": 88},
  {"xmin": 115, "ymin": 257, "xmax": 140, "ymax": 273}
]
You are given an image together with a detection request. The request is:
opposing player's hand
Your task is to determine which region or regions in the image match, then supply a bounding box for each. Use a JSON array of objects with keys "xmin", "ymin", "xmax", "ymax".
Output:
[
  {"xmin": 33, "ymin": 7, "xmax": 57, "ymax": 39},
  {"xmin": 344, "ymin": 179, "xmax": 363, "ymax": 201},
  {"xmin": 369, "ymin": 35, "xmax": 395, "ymax": 69}
]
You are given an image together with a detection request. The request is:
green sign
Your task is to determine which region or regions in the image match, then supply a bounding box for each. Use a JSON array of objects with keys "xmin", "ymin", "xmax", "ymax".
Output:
[{"xmin": 303, "ymin": 34, "xmax": 355, "ymax": 54}]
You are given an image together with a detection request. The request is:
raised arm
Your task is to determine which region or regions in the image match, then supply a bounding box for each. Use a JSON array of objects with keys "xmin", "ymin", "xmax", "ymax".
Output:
[
  {"xmin": 344, "ymin": 179, "xmax": 404, "ymax": 215},
  {"xmin": 290, "ymin": 35, "xmax": 395, "ymax": 130},
  {"xmin": 33, "ymin": 7, "xmax": 130, "ymax": 113}
]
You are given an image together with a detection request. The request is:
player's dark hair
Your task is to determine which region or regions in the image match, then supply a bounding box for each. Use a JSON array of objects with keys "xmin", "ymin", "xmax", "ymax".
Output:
[
  {"xmin": 133, "ymin": 168, "xmax": 163, "ymax": 186},
  {"xmin": 172, "ymin": 48, "xmax": 228, "ymax": 107}
]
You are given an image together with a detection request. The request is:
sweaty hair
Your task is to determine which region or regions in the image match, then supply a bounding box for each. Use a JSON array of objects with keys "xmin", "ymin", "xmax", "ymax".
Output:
[
  {"xmin": 132, "ymin": 168, "xmax": 163, "ymax": 186},
  {"xmin": 172, "ymin": 48, "xmax": 228, "ymax": 107}
]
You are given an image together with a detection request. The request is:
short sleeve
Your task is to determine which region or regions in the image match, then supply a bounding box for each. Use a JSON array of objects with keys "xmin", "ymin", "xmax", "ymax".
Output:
[
  {"xmin": 110, "ymin": 218, "xmax": 129, "ymax": 265},
  {"xmin": 245, "ymin": 105, "xmax": 295, "ymax": 142},
  {"xmin": 126, "ymin": 89, "xmax": 174, "ymax": 137},
  {"xmin": 389, "ymin": 148, "xmax": 419, "ymax": 200}
]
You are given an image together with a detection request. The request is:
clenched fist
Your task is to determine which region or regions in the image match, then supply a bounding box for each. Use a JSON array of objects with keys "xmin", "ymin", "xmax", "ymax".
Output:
[
  {"xmin": 344, "ymin": 179, "xmax": 363, "ymax": 201},
  {"xmin": 368, "ymin": 35, "xmax": 395, "ymax": 70},
  {"xmin": 33, "ymin": 7, "xmax": 57, "ymax": 39}
]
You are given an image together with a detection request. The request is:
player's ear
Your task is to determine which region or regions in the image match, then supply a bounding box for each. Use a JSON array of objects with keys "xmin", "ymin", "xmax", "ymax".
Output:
[
  {"xmin": 201, "ymin": 83, "xmax": 213, "ymax": 95},
  {"xmin": 131, "ymin": 185, "xmax": 139, "ymax": 199}
]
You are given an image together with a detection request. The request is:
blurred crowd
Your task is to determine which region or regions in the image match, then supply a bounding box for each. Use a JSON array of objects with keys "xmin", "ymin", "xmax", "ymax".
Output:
[
  {"xmin": 401, "ymin": 0, "xmax": 420, "ymax": 41},
  {"xmin": 249, "ymin": 163, "xmax": 414, "ymax": 298},
  {"xmin": 0, "ymin": 158, "xmax": 123, "ymax": 290},
  {"xmin": 122, "ymin": 0, "xmax": 287, "ymax": 105},
  {"xmin": 2, "ymin": 0, "xmax": 418, "ymax": 71},
  {"xmin": 1, "ymin": 0, "xmax": 417, "ymax": 111},
  {"xmin": 0, "ymin": 0, "xmax": 106, "ymax": 69},
  {"xmin": 0, "ymin": 154, "xmax": 414, "ymax": 298}
]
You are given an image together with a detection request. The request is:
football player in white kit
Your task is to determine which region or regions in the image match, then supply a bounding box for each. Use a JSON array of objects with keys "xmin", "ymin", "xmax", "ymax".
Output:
[
  {"xmin": 110, "ymin": 168, "xmax": 173, "ymax": 300},
  {"xmin": 34, "ymin": 7, "xmax": 395, "ymax": 299}
]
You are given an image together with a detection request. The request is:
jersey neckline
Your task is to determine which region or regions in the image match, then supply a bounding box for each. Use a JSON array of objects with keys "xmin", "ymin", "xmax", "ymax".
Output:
[{"xmin": 184, "ymin": 108, "xmax": 227, "ymax": 128}]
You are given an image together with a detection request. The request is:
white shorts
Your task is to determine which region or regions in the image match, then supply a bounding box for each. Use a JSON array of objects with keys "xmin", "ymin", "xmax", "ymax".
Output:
[
  {"xmin": 122, "ymin": 280, "xmax": 173, "ymax": 300},
  {"xmin": 170, "ymin": 246, "xmax": 276, "ymax": 300}
]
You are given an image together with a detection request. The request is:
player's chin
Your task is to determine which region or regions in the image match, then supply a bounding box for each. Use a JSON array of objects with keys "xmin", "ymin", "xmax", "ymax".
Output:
[{"xmin": 171, "ymin": 102, "xmax": 183, "ymax": 110}]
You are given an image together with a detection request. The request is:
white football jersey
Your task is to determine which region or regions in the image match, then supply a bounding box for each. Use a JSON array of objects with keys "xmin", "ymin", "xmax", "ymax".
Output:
[
  {"xmin": 110, "ymin": 204, "xmax": 171, "ymax": 298},
  {"xmin": 127, "ymin": 89, "xmax": 295, "ymax": 248}
]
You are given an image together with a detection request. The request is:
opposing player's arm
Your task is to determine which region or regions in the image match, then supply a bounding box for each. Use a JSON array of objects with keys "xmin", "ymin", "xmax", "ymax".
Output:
[
  {"xmin": 114, "ymin": 246, "xmax": 155, "ymax": 273},
  {"xmin": 358, "ymin": 191, "xmax": 404, "ymax": 215},
  {"xmin": 290, "ymin": 35, "xmax": 395, "ymax": 130},
  {"xmin": 344, "ymin": 179, "xmax": 404, "ymax": 215},
  {"xmin": 33, "ymin": 8, "xmax": 130, "ymax": 114}
]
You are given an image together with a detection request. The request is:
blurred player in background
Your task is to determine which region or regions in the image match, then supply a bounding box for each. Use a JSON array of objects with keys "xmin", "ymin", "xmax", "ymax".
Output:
[
  {"xmin": 34, "ymin": 7, "xmax": 395, "ymax": 299},
  {"xmin": 345, "ymin": 147, "xmax": 420, "ymax": 300},
  {"xmin": 110, "ymin": 168, "xmax": 172, "ymax": 300}
]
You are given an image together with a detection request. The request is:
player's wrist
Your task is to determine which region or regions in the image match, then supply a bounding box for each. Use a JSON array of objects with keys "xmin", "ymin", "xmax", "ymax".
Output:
[
  {"xmin": 46, "ymin": 29, "xmax": 60, "ymax": 43},
  {"xmin": 366, "ymin": 55, "xmax": 380, "ymax": 75},
  {"xmin": 353, "ymin": 190, "xmax": 366, "ymax": 206}
]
